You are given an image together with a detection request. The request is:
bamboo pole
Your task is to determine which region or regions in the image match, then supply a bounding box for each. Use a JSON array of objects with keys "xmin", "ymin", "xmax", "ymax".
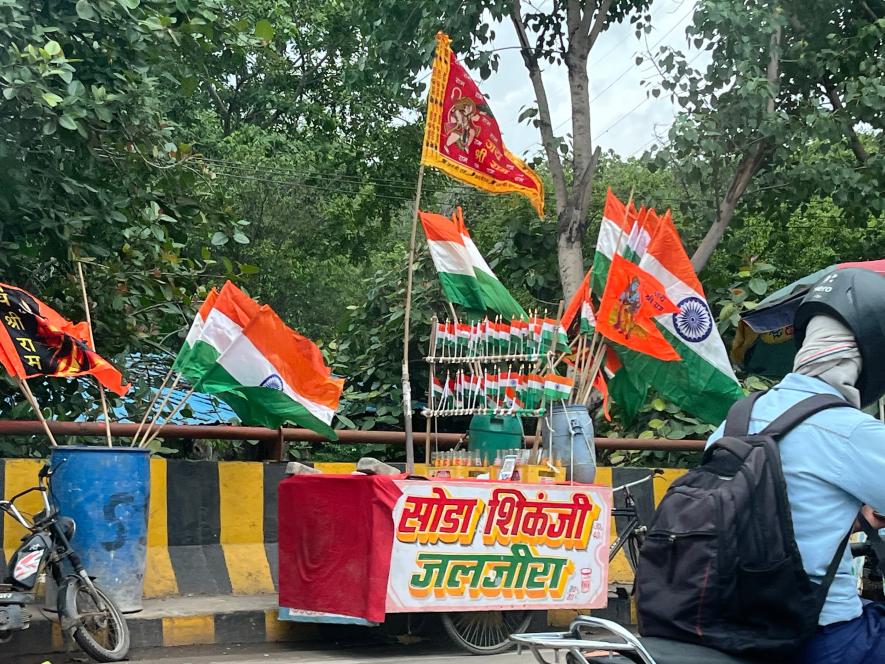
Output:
[
  {"xmin": 76, "ymin": 260, "xmax": 113, "ymax": 447},
  {"xmin": 135, "ymin": 373, "xmax": 181, "ymax": 446},
  {"xmin": 16, "ymin": 378, "xmax": 58, "ymax": 446},
  {"xmin": 425, "ymin": 315, "xmax": 437, "ymax": 464},
  {"xmin": 139, "ymin": 387, "xmax": 195, "ymax": 449},
  {"xmin": 401, "ymin": 164, "xmax": 426, "ymax": 474},
  {"xmin": 131, "ymin": 366, "xmax": 175, "ymax": 446}
]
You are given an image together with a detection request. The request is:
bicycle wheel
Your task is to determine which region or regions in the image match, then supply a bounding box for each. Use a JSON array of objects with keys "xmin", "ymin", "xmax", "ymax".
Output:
[
  {"xmin": 65, "ymin": 579, "xmax": 130, "ymax": 662},
  {"xmin": 441, "ymin": 610, "xmax": 533, "ymax": 654}
]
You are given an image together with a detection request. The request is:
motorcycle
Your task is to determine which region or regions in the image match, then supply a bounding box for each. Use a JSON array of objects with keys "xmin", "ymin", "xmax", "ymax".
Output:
[
  {"xmin": 511, "ymin": 521, "xmax": 884, "ymax": 664},
  {"xmin": 0, "ymin": 462, "xmax": 130, "ymax": 662}
]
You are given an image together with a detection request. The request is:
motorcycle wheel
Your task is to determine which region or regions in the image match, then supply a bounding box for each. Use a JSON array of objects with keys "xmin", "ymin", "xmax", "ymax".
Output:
[
  {"xmin": 65, "ymin": 579, "xmax": 130, "ymax": 662},
  {"xmin": 440, "ymin": 610, "xmax": 533, "ymax": 654}
]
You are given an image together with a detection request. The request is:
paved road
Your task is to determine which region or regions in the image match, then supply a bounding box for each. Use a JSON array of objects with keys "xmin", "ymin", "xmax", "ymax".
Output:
[
  {"xmin": 129, "ymin": 642, "xmax": 530, "ymax": 664},
  {"xmin": 7, "ymin": 641, "xmax": 533, "ymax": 664}
]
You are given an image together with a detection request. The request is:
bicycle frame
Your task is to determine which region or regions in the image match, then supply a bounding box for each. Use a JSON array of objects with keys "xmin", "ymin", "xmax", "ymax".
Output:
[{"xmin": 608, "ymin": 470, "xmax": 664, "ymax": 566}]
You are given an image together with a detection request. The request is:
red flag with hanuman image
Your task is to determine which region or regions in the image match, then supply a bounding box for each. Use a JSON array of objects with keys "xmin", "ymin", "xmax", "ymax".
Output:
[
  {"xmin": 421, "ymin": 32, "xmax": 545, "ymax": 217},
  {"xmin": 0, "ymin": 282, "xmax": 129, "ymax": 395}
]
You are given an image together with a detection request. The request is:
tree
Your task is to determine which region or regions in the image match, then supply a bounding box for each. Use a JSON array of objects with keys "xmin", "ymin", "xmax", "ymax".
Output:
[
  {"xmin": 353, "ymin": 0, "xmax": 651, "ymax": 299},
  {"xmin": 0, "ymin": 0, "xmax": 246, "ymax": 425},
  {"xmin": 652, "ymin": 0, "xmax": 884, "ymax": 272}
]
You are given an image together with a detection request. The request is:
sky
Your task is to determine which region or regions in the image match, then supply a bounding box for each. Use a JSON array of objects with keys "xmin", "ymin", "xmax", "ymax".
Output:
[{"xmin": 466, "ymin": 0, "xmax": 704, "ymax": 160}]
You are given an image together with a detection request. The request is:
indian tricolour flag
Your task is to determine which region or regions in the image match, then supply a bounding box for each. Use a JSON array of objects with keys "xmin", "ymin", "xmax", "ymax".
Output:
[
  {"xmin": 430, "ymin": 376, "xmax": 444, "ymax": 408},
  {"xmin": 198, "ymin": 305, "xmax": 343, "ymax": 439},
  {"xmin": 173, "ymin": 281, "xmax": 259, "ymax": 383},
  {"xmin": 543, "ymin": 374, "xmax": 573, "ymax": 402},
  {"xmin": 419, "ymin": 210, "xmax": 526, "ymax": 319},
  {"xmin": 172, "ymin": 287, "xmax": 219, "ymax": 379},
  {"xmin": 591, "ymin": 189, "xmax": 742, "ymax": 424}
]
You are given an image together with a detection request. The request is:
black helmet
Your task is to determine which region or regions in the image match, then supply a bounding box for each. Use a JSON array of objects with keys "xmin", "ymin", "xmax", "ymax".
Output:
[{"xmin": 794, "ymin": 268, "xmax": 885, "ymax": 407}]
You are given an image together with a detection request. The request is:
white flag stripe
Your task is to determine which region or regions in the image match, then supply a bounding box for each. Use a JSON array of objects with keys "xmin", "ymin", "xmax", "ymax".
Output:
[
  {"xmin": 217, "ymin": 334, "xmax": 336, "ymax": 425},
  {"xmin": 426, "ymin": 240, "xmax": 475, "ymax": 276},
  {"xmin": 597, "ymin": 216, "xmax": 627, "ymax": 258},
  {"xmin": 184, "ymin": 312, "xmax": 207, "ymax": 347},
  {"xmin": 461, "ymin": 234, "xmax": 496, "ymax": 278},
  {"xmin": 639, "ymin": 253, "xmax": 737, "ymax": 379},
  {"xmin": 626, "ymin": 221, "xmax": 651, "ymax": 257},
  {"xmin": 199, "ymin": 309, "xmax": 244, "ymax": 355}
]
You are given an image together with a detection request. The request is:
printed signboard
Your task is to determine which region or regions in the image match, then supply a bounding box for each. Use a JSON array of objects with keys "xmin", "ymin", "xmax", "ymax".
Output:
[{"xmin": 386, "ymin": 481, "xmax": 612, "ymax": 612}]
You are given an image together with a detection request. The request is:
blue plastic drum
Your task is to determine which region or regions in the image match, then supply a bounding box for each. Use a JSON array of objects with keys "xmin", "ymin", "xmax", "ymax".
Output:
[{"xmin": 50, "ymin": 446, "xmax": 150, "ymax": 612}]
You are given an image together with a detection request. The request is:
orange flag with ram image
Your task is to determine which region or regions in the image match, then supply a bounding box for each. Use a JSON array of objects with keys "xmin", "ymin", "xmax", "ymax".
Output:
[{"xmin": 596, "ymin": 255, "xmax": 681, "ymax": 361}]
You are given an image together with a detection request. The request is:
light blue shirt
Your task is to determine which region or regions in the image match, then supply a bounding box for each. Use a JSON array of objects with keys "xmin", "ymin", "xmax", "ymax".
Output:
[{"xmin": 708, "ymin": 373, "xmax": 885, "ymax": 626}]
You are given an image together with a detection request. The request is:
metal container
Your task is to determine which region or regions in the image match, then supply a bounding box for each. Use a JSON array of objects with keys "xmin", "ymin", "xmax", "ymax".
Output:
[{"xmin": 541, "ymin": 403, "xmax": 596, "ymax": 483}]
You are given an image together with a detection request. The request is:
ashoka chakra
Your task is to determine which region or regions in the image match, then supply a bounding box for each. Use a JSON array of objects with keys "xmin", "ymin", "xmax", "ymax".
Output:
[{"xmin": 673, "ymin": 296, "xmax": 713, "ymax": 343}]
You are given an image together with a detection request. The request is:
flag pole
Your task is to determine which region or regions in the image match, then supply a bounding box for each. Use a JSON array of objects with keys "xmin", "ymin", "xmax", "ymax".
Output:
[
  {"xmin": 139, "ymin": 387, "xmax": 195, "ymax": 449},
  {"xmin": 401, "ymin": 163, "xmax": 426, "ymax": 474},
  {"xmin": 132, "ymin": 366, "xmax": 175, "ymax": 446},
  {"xmin": 135, "ymin": 373, "xmax": 181, "ymax": 446},
  {"xmin": 76, "ymin": 260, "xmax": 114, "ymax": 447},
  {"xmin": 16, "ymin": 378, "xmax": 58, "ymax": 447},
  {"xmin": 425, "ymin": 317, "xmax": 438, "ymax": 466}
]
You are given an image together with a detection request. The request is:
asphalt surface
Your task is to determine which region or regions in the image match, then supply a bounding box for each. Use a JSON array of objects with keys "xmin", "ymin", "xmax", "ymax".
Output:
[
  {"xmin": 127, "ymin": 642, "xmax": 531, "ymax": 664},
  {"xmin": 5, "ymin": 633, "xmax": 536, "ymax": 664}
]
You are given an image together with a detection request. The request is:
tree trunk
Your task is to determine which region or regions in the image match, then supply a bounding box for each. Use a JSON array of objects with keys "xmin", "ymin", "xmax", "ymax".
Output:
[
  {"xmin": 510, "ymin": 1, "xmax": 609, "ymax": 302},
  {"xmin": 690, "ymin": 22, "xmax": 781, "ymax": 273},
  {"xmin": 557, "ymin": 204, "xmax": 587, "ymax": 298},
  {"xmin": 822, "ymin": 81, "xmax": 869, "ymax": 165},
  {"xmin": 690, "ymin": 147, "xmax": 766, "ymax": 272}
]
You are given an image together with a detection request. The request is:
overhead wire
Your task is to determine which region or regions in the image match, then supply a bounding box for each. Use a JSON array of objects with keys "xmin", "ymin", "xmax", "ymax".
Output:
[{"xmin": 533, "ymin": 2, "xmax": 696, "ymax": 146}]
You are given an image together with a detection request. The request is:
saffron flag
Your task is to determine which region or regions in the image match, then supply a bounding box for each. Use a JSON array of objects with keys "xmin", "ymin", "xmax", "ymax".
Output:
[
  {"xmin": 422, "ymin": 32, "xmax": 545, "ymax": 217},
  {"xmin": 0, "ymin": 282, "xmax": 129, "ymax": 395},
  {"xmin": 198, "ymin": 306, "xmax": 344, "ymax": 440},
  {"xmin": 597, "ymin": 254, "xmax": 680, "ymax": 361},
  {"xmin": 591, "ymin": 189, "xmax": 742, "ymax": 423},
  {"xmin": 420, "ymin": 208, "xmax": 526, "ymax": 319}
]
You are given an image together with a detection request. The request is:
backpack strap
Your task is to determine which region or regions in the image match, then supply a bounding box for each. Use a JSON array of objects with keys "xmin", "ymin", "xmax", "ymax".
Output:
[
  {"xmin": 760, "ymin": 394, "xmax": 853, "ymax": 440},
  {"xmin": 815, "ymin": 531, "xmax": 851, "ymax": 615},
  {"xmin": 722, "ymin": 391, "xmax": 766, "ymax": 437}
]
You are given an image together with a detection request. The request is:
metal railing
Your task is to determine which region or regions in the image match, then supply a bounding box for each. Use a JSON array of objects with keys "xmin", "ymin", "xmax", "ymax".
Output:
[{"xmin": 0, "ymin": 419, "xmax": 704, "ymax": 452}]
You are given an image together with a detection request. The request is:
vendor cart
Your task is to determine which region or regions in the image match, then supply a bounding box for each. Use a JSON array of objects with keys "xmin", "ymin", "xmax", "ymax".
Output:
[{"xmin": 277, "ymin": 473, "xmax": 612, "ymax": 653}]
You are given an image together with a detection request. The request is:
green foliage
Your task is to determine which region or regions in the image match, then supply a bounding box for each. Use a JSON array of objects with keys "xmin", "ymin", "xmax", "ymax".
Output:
[
  {"xmin": 333, "ymin": 246, "xmax": 440, "ymax": 430},
  {"xmin": 0, "ymin": 0, "xmax": 249, "ymax": 433},
  {"xmin": 651, "ymin": 0, "xmax": 883, "ymax": 268}
]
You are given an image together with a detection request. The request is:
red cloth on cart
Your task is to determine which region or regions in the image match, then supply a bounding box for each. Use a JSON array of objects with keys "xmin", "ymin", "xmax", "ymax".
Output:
[{"xmin": 278, "ymin": 473, "xmax": 403, "ymax": 623}]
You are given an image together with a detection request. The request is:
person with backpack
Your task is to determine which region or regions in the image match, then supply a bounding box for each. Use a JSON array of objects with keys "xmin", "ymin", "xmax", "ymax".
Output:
[{"xmin": 635, "ymin": 268, "xmax": 885, "ymax": 663}]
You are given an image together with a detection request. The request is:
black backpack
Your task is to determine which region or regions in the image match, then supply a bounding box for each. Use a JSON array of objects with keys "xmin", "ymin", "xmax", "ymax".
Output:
[{"xmin": 635, "ymin": 393, "xmax": 852, "ymax": 658}]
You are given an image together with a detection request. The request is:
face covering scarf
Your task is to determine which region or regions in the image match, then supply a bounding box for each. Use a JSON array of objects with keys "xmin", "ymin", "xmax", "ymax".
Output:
[{"xmin": 793, "ymin": 315, "xmax": 862, "ymax": 408}]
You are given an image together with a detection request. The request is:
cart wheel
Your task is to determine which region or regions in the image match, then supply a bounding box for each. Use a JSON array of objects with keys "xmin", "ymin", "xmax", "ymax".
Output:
[{"xmin": 440, "ymin": 610, "xmax": 533, "ymax": 654}]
